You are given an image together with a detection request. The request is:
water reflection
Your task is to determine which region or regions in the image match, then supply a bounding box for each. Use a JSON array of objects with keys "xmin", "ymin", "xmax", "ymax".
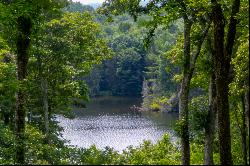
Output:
[{"xmin": 57, "ymin": 96, "xmax": 178, "ymax": 152}]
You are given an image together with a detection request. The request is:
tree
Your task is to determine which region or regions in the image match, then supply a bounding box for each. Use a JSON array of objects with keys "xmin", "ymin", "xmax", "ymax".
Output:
[
  {"xmin": 211, "ymin": 0, "xmax": 241, "ymax": 164},
  {"xmin": 229, "ymin": 35, "xmax": 249, "ymax": 165},
  {"xmin": 0, "ymin": 37, "xmax": 16, "ymax": 127},
  {"xmin": 63, "ymin": 0, "xmax": 94, "ymax": 13},
  {"xmin": 27, "ymin": 12, "xmax": 111, "ymax": 146},
  {"xmin": 84, "ymin": 14, "xmax": 147, "ymax": 97},
  {"xmin": 0, "ymin": 0, "xmax": 67, "ymax": 164},
  {"xmin": 203, "ymin": 35, "xmax": 217, "ymax": 165},
  {"xmin": 108, "ymin": 34, "xmax": 146, "ymax": 96}
]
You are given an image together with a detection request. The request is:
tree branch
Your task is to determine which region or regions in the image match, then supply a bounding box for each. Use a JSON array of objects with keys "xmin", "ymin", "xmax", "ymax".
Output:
[
  {"xmin": 225, "ymin": 0, "xmax": 240, "ymax": 61},
  {"xmin": 190, "ymin": 22, "xmax": 211, "ymax": 74}
]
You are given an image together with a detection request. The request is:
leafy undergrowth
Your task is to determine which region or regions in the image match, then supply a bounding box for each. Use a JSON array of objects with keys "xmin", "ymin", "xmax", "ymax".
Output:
[{"xmin": 0, "ymin": 123, "xmax": 242, "ymax": 165}]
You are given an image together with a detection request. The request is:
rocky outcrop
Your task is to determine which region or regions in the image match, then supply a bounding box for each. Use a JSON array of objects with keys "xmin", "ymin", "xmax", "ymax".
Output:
[
  {"xmin": 162, "ymin": 94, "xmax": 179, "ymax": 113},
  {"xmin": 129, "ymin": 105, "xmax": 143, "ymax": 112}
]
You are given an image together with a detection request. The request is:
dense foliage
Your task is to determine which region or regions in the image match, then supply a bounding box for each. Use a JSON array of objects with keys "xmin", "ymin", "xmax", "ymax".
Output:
[{"xmin": 0, "ymin": 0, "xmax": 249, "ymax": 165}]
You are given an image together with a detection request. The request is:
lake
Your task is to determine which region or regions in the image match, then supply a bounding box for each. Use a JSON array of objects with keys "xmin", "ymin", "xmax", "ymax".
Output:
[{"xmin": 57, "ymin": 96, "xmax": 178, "ymax": 152}]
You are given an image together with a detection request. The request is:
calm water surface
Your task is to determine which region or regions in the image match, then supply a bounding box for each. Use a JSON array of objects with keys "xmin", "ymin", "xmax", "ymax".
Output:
[{"xmin": 57, "ymin": 96, "xmax": 178, "ymax": 152}]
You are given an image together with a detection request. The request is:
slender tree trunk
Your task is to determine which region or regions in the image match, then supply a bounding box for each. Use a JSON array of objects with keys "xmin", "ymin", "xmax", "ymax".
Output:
[
  {"xmin": 15, "ymin": 15, "xmax": 32, "ymax": 165},
  {"xmin": 241, "ymin": 95, "xmax": 248, "ymax": 165},
  {"xmin": 212, "ymin": 10, "xmax": 232, "ymax": 164},
  {"xmin": 211, "ymin": 0, "xmax": 240, "ymax": 164},
  {"xmin": 178, "ymin": 17, "xmax": 210, "ymax": 165},
  {"xmin": 179, "ymin": 76, "xmax": 191, "ymax": 165},
  {"xmin": 204, "ymin": 73, "xmax": 217, "ymax": 165},
  {"xmin": 179, "ymin": 19, "xmax": 192, "ymax": 165}
]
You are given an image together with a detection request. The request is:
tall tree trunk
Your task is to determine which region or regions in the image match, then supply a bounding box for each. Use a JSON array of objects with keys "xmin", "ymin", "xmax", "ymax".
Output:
[
  {"xmin": 179, "ymin": 19, "xmax": 192, "ymax": 165},
  {"xmin": 179, "ymin": 76, "xmax": 191, "ymax": 165},
  {"xmin": 241, "ymin": 95, "xmax": 248, "ymax": 165},
  {"xmin": 178, "ymin": 17, "xmax": 210, "ymax": 165},
  {"xmin": 212, "ymin": 4, "xmax": 232, "ymax": 163},
  {"xmin": 15, "ymin": 15, "xmax": 32, "ymax": 165},
  {"xmin": 204, "ymin": 73, "xmax": 217, "ymax": 165},
  {"xmin": 211, "ymin": 0, "xmax": 240, "ymax": 164}
]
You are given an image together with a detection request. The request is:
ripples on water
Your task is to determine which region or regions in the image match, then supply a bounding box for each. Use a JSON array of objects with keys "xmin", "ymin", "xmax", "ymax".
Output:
[{"xmin": 57, "ymin": 96, "xmax": 178, "ymax": 152}]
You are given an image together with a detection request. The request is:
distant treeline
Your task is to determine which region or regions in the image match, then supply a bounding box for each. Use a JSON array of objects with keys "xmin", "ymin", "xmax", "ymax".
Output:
[{"xmin": 65, "ymin": 3, "xmax": 182, "ymax": 97}]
